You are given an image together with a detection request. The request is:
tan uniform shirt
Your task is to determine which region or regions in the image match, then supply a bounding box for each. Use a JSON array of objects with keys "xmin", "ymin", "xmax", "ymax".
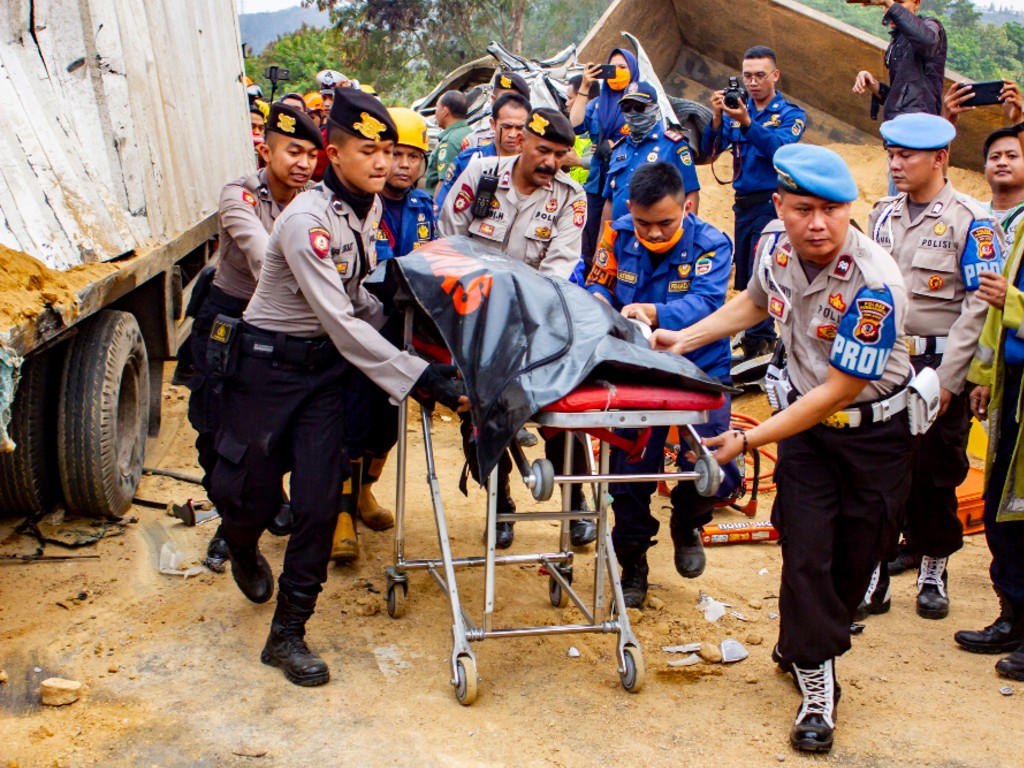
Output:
[
  {"xmin": 244, "ymin": 184, "xmax": 428, "ymax": 401},
  {"xmin": 868, "ymin": 181, "xmax": 1004, "ymax": 393},
  {"xmin": 462, "ymin": 126, "xmax": 494, "ymax": 150},
  {"xmin": 747, "ymin": 222, "xmax": 912, "ymax": 404},
  {"xmin": 212, "ymin": 170, "xmax": 283, "ymax": 300},
  {"xmin": 437, "ymin": 155, "xmax": 586, "ymax": 279}
]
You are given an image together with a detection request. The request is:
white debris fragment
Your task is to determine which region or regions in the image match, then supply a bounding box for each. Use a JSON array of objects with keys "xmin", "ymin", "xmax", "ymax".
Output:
[
  {"xmin": 758, "ymin": 568, "xmax": 769, "ymax": 576},
  {"xmin": 666, "ymin": 654, "xmax": 702, "ymax": 667},
  {"xmin": 697, "ymin": 591, "xmax": 730, "ymax": 622},
  {"xmin": 720, "ymin": 638, "xmax": 749, "ymax": 663},
  {"xmin": 567, "ymin": 646, "xmax": 581, "ymax": 658},
  {"xmin": 661, "ymin": 643, "xmax": 702, "ymax": 654},
  {"xmin": 159, "ymin": 542, "xmax": 205, "ymax": 578}
]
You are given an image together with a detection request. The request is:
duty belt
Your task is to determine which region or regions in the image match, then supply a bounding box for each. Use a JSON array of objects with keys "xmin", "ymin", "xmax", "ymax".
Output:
[
  {"xmin": 239, "ymin": 326, "xmax": 338, "ymax": 368},
  {"xmin": 784, "ymin": 383, "xmax": 909, "ymax": 429},
  {"xmin": 905, "ymin": 335, "xmax": 947, "ymax": 357},
  {"xmin": 734, "ymin": 190, "xmax": 774, "ymax": 209},
  {"xmin": 819, "ymin": 389, "xmax": 909, "ymax": 430}
]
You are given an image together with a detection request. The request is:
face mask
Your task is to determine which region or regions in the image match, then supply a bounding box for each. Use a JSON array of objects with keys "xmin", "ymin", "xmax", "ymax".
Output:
[
  {"xmin": 608, "ymin": 67, "xmax": 631, "ymax": 91},
  {"xmin": 624, "ymin": 106, "xmax": 660, "ymax": 143},
  {"xmin": 637, "ymin": 226, "xmax": 683, "ymax": 254}
]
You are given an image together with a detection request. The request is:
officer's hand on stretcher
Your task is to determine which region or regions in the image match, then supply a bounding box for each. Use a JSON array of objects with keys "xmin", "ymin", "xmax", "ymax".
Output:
[
  {"xmin": 412, "ymin": 364, "xmax": 470, "ymax": 413},
  {"xmin": 621, "ymin": 303, "xmax": 657, "ymax": 327},
  {"xmin": 649, "ymin": 328, "xmax": 694, "ymax": 355},
  {"xmin": 977, "ymin": 272, "xmax": 1009, "ymax": 311},
  {"xmin": 971, "ymin": 386, "xmax": 992, "ymax": 421},
  {"xmin": 693, "ymin": 430, "xmax": 745, "ymax": 466}
]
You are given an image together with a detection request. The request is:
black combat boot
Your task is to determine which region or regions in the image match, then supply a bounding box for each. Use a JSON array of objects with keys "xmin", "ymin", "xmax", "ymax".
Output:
[
  {"xmin": 495, "ymin": 474, "xmax": 517, "ymax": 550},
  {"xmin": 887, "ymin": 539, "xmax": 920, "ymax": 575},
  {"xmin": 790, "ymin": 659, "xmax": 839, "ymax": 753},
  {"xmin": 996, "ymin": 643, "xmax": 1024, "ymax": 680},
  {"xmin": 228, "ymin": 544, "xmax": 274, "ymax": 604},
  {"xmin": 955, "ymin": 588, "xmax": 1024, "ymax": 653},
  {"xmin": 569, "ymin": 492, "xmax": 596, "ymax": 547},
  {"xmin": 671, "ymin": 525, "xmax": 706, "ymax": 579},
  {"xmin": 854, "ymin": 562, "xmax": 891, "ymax": 621},
  {"xmin": 261, "ymin": 590, "xmax": 330, "ymax": 686},
  {"xmin": 916, "ymin": 556, "xmax": 949, "ymax": 619},
  {"xmin": 267, "ymin": 501, "xmax": 293, "ymax": 537},
  {"xmin": 616, "ymin": 543, "xmax": 650, "ymax": 609},
  {"xmin": 204, "ymin": 525, "xmax": 230, "ymax": 573}
]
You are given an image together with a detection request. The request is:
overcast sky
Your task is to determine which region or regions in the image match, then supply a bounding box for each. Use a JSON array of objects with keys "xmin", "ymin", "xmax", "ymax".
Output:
[{"xmin": 236, "ymin": 0, "xmax": 1024, "ymax": 16}]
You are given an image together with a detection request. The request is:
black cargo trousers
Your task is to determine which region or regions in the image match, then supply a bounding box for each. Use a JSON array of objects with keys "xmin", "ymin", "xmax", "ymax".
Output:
[{"xmin": 209, "ymin": 323, "xmax": 362, "ymax": 595}]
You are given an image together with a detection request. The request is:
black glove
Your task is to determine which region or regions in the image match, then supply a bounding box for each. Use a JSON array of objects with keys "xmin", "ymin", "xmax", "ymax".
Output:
[
  {"xmin": 594, "ymin": 139, "xmax": 613, "ymax": 164},
  {"xmin": 412, "ymin": 363, "xmax": 465, "ymax": 411}
]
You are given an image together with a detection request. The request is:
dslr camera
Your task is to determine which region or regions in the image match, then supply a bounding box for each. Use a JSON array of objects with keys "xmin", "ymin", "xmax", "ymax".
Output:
[{"xmin": 723, "ymin": 76, "xmax": 748, "ymax": 110}]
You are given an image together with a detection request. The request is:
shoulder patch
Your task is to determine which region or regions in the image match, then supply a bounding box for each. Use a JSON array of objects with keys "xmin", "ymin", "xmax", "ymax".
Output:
[
  {"xmin": 453, "ymin": 184, "xmax": 475, "ymax": 213},
  {"xmin": 572, "ymin": 198, "xmax": 587, "ymax": 228},
  {"xmin": 829, "ymin": 285, "xmax": 897, "ymax": 380},
  {"xmin": 242, "ymin": 190, "xmax": 257, "ymax": 208},
  {"xmin": 961, "ymin": 220, "xmax": 1004, "ymax": 290},
  {"xmin": 308, "ymin": 227, "xmax": 331, "ymax": 259}
]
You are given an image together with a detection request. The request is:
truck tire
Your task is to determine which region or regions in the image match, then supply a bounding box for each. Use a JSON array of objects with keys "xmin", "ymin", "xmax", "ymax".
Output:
[
  {"xmin": 0, "ymin": 351, "xmax": 60, "ymax": 517},
  {"xmin": 58, "ymin": 310, "xmax": 150, "ymax": 518}
]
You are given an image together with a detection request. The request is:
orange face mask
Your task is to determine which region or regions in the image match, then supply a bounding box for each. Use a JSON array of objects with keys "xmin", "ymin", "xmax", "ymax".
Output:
[
  {"xmin": 607, "ymin": 67, "xmax": 631, "ymax": 91},
  {"xmin": 637, "ymin": 226, "xmax": 684, "ymax": 254}
]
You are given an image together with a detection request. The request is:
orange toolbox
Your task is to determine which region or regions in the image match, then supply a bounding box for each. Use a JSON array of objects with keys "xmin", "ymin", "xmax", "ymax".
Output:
[{"xmin": 957, "ymin": 467, "xmax": 986, "ymax": 535}]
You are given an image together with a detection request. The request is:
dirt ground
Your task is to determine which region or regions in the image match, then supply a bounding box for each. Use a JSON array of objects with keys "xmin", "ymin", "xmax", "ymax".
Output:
[{"xmin": 2, "ymin": 155, "xmax": 1022, "ymax": 767}]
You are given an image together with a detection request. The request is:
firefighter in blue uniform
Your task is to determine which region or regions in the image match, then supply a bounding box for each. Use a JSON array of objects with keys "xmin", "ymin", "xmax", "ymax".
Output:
[
  {"xmin": 587, "ymin": 162, "xmax": 739, "ymax": 607},
  {"xmin": 601, "ymin": 82, "xmax": 700, "ymax": 225},
  {"xmin": 701, "ymin": 46, "xmax": 806, "ymax": 370},
  {"xmin": 434, "ymin": 92, "xmax": 530, "ymax": 211},
  {"xmin": 376, "ymin": 107, "xmax": 437, "ymax": 263}
]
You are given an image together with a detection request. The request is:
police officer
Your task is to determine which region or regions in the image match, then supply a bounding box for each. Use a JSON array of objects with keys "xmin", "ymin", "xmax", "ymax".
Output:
[
  {"xmin": 426, "ymin": 91, "xmax": 472, "ymax": 193},
  {"xmin": 701, "ymin": 46, "xmax": 807, "ymax": 370},
  {"xmin": 439, "ymin": 107, "xmax": 596, "ymax": 548},
  {"xmin": 461, "ymin": 71, "xmax": 531, "ymax": 150},
  {"xmin": 434, "ymin": 92, "xmax": 530, "ymax": 211},
  {"xmin": 653, "ymin": 145, "xmax": 914, "ymax": 753},
  {"xmin": 210, "ymin": 89, "xmax": 465, "ymax": 687},
  {"xmin": 586, "ymin": 162, "xmax": 740, "ymax": 607},
  {"xmin": 862, "ymin": 113, "xmax": 1005, "ymax": 621},
  {"xmin": 601, "ymin": 82, "xmax": 700, "ymax": 227},
  {"xmin": 189, "ymin": 103, "xmax": 322, "ymax": 568},
  {"xmin": 340, "ymin": 107, "xmax": 438, "ymax": 539}
]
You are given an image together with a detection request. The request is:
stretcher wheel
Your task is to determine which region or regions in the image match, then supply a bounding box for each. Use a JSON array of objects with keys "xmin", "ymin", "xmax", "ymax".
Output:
[
  {"xmin": 548, "ymin": 576, "xmax": 569, "ymax": 608},
  {"xmin": 454, "ymin": 655, "xmax": 478, "ymax": 706},
  {"xmin": 620, "ymin": 644, "xmax": 645, "ymax": 694},
  {"xmin": 530, "ymin": 459, "xmax": 555, "ymax": 501},
  {"xmin": 694, "ymin": 454, "xmax": 723, "ymax": 498},
  {"xmin": 386, "ymin": 582, "xmax": 407, "ymax": 619}
]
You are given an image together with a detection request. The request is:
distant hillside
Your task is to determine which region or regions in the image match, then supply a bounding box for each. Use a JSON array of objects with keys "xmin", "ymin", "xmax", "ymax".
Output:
[
  {"xmin": 981, "ymin": 6, "xmax": 1024, "ymax": 26},
  {"xmin": 239, "ymin": 6, "xmax": 331, "ymax": 55}
]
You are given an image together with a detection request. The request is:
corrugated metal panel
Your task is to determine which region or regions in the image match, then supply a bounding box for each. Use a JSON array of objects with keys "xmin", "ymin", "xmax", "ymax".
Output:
[{"xmin": 0, "ymin": 0, "xmax": 251, "ymax": 269}]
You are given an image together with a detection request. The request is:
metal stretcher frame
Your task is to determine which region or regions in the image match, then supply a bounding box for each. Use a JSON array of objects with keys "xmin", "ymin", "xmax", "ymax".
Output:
[{"xmin": 384, "ymin": 310, "xmax": 725, "ymax": 705}]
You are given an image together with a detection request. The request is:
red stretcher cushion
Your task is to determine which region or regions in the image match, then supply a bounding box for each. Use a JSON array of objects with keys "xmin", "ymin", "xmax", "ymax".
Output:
[{"xmin": 541, "ymin": 382, "xmax": 725, "ymax": 413}]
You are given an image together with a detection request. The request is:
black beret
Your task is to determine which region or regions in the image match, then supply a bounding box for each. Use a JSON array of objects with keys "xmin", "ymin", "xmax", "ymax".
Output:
[
  {"xmin": 493, "ymin": 71, "xmax": 531, "ymax": 100},
  {"xmin": 265, "ymin": 103, "xmax": 324, "ymax": 149},
  {"xmin": 526, "ymin": 108, "xmax": 575, "ymax": 147},
  {"xmin": 983, "ymin": 123, "xmax": 1024, "ymax": 160},
  {"xmin": 328, "ymin": 87, "xmax": 398, "ymax": 143}
]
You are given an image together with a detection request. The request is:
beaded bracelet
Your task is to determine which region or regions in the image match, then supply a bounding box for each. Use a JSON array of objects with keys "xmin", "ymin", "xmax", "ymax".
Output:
[{"xmin": 734, "ymin": 429, "xmax": 748, "ymax": 455}]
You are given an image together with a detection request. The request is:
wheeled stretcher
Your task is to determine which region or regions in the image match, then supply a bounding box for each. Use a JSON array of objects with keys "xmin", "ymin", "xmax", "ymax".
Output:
[{"xmin": 384, "ymin": 314, "xmax": 727, "ymax": 705}]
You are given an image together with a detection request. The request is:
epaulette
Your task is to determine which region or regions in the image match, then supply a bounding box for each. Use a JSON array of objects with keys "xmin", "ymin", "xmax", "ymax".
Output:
[{"xmin": 663, "ymin": 129, "xmax": 684, "ymax": 143}]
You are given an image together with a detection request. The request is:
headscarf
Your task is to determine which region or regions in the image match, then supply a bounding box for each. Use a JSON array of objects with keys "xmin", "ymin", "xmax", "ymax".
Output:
[{"xmin": 596, "ymin": 47, "xmax": 639, "ymax": 142}]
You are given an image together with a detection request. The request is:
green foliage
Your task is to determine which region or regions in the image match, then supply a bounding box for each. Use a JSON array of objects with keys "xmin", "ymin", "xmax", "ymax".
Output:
[
  {"xmin": 245, "ymin": 0, "xmax": 612, "ymax": 107},
  {"xmin": 800, "ymin": 0, "xmax": 1024, "ymax": 84}
]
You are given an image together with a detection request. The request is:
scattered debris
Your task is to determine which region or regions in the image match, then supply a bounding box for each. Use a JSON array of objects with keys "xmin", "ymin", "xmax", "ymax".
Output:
[
  {"xmin": 720, "ymin": 639, "xmax": 749, "ymax": 663},
  {"xmin": 40, "ymin": 677, "xmax": 82, "ymax": 706},
  {"xmin": 666, "ymin": 654, "xmax": 702, "ymax": 668},
  {"xmin": 661, "ymin": 643, "xmax": 702, "ymax": 654},
  {"xmin": 1000, "ymin": 686, "xmax": 1014, "ymax": 696},
  {"xmin": 158, "ymin": 542, "xmax": 205, "ymax": 578},
  {"xmin": 697, "ymin": 591, "xmax": 730, "ymax": 622},
  {"xmin": 231, "ymin": 747, "xmax": 268, "ymax": 758},
  {"xmin": 567, "ymin": 646, "xmax": 580, "ymax": 658},
  {"xmin": 758, "ymin": 568, "xmax": 769, "ymax": 576},
  {"xmin": 729, "ymin": 611, "xmax": 749, "ymax": 622},
  {"xmin": 768, "ymin": 612, "xmax": 779, "ymax": 620},
  {"xmin": 168, "ymin": 500, "xmax": 219, "ymax": 526}
]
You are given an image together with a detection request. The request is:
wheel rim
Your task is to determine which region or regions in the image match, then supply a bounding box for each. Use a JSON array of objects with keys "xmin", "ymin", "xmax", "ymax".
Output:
[{"xmin": 115, "ymin": 351, "xmax": 144, "ymax": 481}]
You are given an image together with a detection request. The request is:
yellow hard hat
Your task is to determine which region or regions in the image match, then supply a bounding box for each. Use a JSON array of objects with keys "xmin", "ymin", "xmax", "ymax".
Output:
[
  {"xmin": 254, "ymin": 99, "xmax": 270, "ymax": 120},
  {"xmin": 244, "ymin": 75, "xmax": 254, "ymax": 87},
  {"xmin": 387, "ymin": 107, "xmax": 429, "ymax": 152},
  {"xmin": 304, "ymin": 92, "xmax": 324, "ymax": 111},
  {"xmin": 360, "ymin": 83, "xmax": 379, "ymax": 96}
]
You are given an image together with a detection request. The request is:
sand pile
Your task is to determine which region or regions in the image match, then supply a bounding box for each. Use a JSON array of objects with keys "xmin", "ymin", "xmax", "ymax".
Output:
[{"xmin": 0, "ymin": 244, "xmax": 118, "ymax": 332}]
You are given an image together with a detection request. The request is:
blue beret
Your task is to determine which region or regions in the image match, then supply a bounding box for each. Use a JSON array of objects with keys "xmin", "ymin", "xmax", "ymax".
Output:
[
  {"xmin": 619, "ymin": 81, "xmax": 658, "ymax": 105},
  {"xmin": 880, "ymin": 113, "xmax": 956, "ymax": 150},
  {"xmin": 773, "ymin": 144, "xmax": 858, "ymax": 203}
]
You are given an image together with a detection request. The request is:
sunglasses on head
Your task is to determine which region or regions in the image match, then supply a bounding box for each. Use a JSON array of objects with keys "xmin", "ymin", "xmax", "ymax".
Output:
[{"xmin": 620, "ymin": 101, "xmax": 649, "ymax": 114}]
